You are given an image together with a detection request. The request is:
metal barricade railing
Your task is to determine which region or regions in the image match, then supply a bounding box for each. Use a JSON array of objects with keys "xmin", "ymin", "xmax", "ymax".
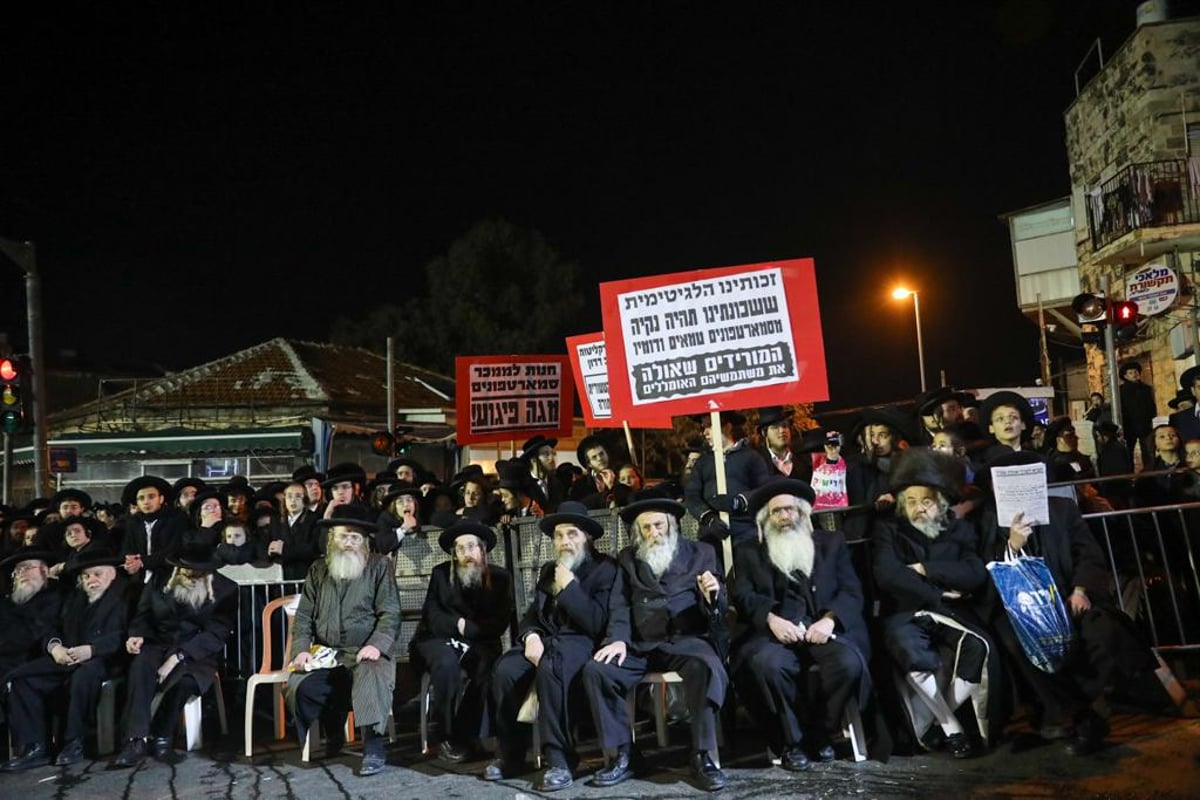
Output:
[{"xmin": 219, "ymin": 569, "xmax": 306, "ymax": 681}]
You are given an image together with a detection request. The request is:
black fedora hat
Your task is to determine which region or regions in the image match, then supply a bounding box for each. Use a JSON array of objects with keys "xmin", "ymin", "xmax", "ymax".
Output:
[
  {"xmin": 1119, "ymin": 361, "xmax": 1142, "ymax": 376},
  {"xmin": 889, "ymin": 447, "xmax": 966, "ymax": 503},
  {"xmin": 168, "ymin": 544, "xmax": 222, "ymax": 572},
  {"xmin": 979, "ymin": 391, "xmax": 1034, "ymax": 432},
  {"xmin": 539, "ymin": 500, "xmax": 605, "ymax": 539},
  {"xmin": 1181, "ymin": 366, "xmax": 1200, "ymax": 392},
  {"xmin": 576, "ymin": 435, "xmax": 608, "ymax": 466},
  {"xmin": 1044, "ymin": 416, "xmax": 1077, "ymax": 447},
  {"xmin": 51, "ymin": 488, "xmax": 93, "ymax": 509},
  {"xmin": 519, "ymin": 435, "xmax": 558, "ymax": 462},
  {"xmin": 385, "ymin": 457, "xmax": 425, "ymax": 477},
  {"xmin": 756, "ymin": 406, "xmax": 794, "ymax": 430},
  {"xmin": 438, "ymin": 520, "xmax": 497, "ymax": 554},
  {"xmin": 1168, "ymin": 389, "xmax": 1194, "ymax": 410},
  {"xmin": 321, "ymin": 462, "xmax": 368, "ymax": 491},
  {"xmin": 860, "ymin": 405, "xmax": 917, "ymax": 445},
  {"xmin": 381, "ymin": 482, "xmax": 423, "ymax": 506},
  {"xmin": 0, "ymin": 548, "xmax": 56, "ymax": 572},
  {"xmin": 915, "ymin": 386, "xmax": 956, "ymax": 417},
  {"xmin": 60, "ymin": 514, "xmax": 107, "ymax": 541},
  {"xmin": 62, "ymin": 548, "xmax": 124, "ymax": 576},
  {"xmin": 618, "ymin": 498, "xmax": 686, "ymax": 526},
  {"xmin": 689, "ymin": 410, "xmax": 747, "ymax": 426},
  {"xmin": 172, "ymin": 477, "xmax": 207, "ymax": 496},
  {"xmin": 496, "ymin": 459, "xmax": 532, "ymax": 491},
  {"xmin": 746, "ymin": 478, "xmax": 816, "ymax": 517},
  {"xmin": 292, "ymin": 465, "xmax": 324, "ymax": 484},
  {"xmin": 448, "ymin": 464, "xmax": 487, "ymax": 493},
  {"xmin": 121, "ymin": 476, "xmax": 174, "ymax": 507},
  {"xmin": 314, "ymin": 504, "xmax": 380, "ymax": 536}
]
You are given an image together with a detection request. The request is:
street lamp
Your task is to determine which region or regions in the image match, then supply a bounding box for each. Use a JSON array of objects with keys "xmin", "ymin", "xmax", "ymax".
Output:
[{"xmin": 891, "ymin": 287, "xmax": 926, "ymax": 392}]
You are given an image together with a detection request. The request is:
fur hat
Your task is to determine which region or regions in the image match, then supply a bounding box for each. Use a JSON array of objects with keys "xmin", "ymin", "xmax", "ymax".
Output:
[{"xmin": 889, "ymin": 447, "xmax": 966, "ymax": 503}]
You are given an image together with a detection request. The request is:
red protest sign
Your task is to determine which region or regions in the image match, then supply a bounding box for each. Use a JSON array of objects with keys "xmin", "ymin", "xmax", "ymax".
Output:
[
  {"xmin": 455, "ymin": 355, "xmax": 575, "ymax": 445},
  {"xmin": 600, "ymin": 259, "xmax": 828, "ymax": 419},
  {"xmin": 565, "ymin": 332, "xmax": 674, "ymax": 429}
]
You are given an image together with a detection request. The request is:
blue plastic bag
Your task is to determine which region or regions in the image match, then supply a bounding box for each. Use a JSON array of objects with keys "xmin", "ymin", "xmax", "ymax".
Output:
[{"xmin": 987, "ymin": 553, "xmax": 1073, "ymax": 673}]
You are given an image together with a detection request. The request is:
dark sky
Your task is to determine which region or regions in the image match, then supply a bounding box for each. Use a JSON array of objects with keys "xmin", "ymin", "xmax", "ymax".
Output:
[{"xmin": 0, "ymin": 1, "xmax": 1149, "ymax": 409}]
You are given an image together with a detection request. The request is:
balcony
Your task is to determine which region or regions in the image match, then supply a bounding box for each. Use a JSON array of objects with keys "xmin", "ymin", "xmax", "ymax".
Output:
[{"xmin": 1086, "ymin": 158, "xmax": 1200, "ymax": 262}]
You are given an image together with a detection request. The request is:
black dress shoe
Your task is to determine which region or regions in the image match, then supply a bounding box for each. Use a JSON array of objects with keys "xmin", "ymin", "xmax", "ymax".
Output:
[
  {"xmin": 1066, "ymin": 712, "xmax": 1109, "ymax": 756},
  {"xmin": 150, "ymin": 736, "xmax": 186, "ymax": 765},
  {"xmin": 54, "ymin": 739, "xmax": 85, "ymax": 767},
  {"xmin": 946, "ymin": 733, "xmax": 978, "ymax": 759},
  {"xmin": 816, "ymin": 744, "xmax": 836, "ymax": 762},
  {"xmin": 541, "ymin": 765, "xmax": 573, "ymax": 791},
  {"xmin": 437, "ymin": 740, "xmax": 468, "ymax": 763},
  {"xmin": 591, "ymin": 750, "xmax": 633, "ymax": 788},
  {"xmin": 691, "ymin": 751, "xmax": 728, "ymax": 791},
  {"xmin": 780, "ymin": 747, "xmax": 811, "ymax": 772},
  {"xmin": 2, "ymin": 742, "xmax": 50, "ymax": 772},
  {"xmin": 110, "ymin": 738, "xmax": 147, "ymax": 769},
  {"xmin": 359, "ymin": 752, "xmax": 386, "ymax": 776}
]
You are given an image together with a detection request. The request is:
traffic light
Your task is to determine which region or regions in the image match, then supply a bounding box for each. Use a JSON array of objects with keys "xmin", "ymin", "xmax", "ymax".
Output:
[
  {"xmin": 369, "ymin": 425, "xmax": 414, "ymax": 456},
  {"xmin": 370, "ymin": 431, "xmax": 394, "ymax": 456},
  {"xmin": 1, "ymin": 356, "xmax": 23, "ymax": 434},
  {"xmin": 1072, "ymin": 292, "xmax": 1107, "ymax": 345},
  {"xmin": 1113, "ymin": 299, "xmax": 1139, "ymax": 343}
]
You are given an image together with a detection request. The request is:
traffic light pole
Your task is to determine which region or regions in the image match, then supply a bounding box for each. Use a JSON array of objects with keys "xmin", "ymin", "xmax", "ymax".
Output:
[
  {"xmin": 1101, "ymin": 275, "xmax": 1122, "ymax": 427},
  {"xmin": 0, "ymin": 237, "xmax": 48, "ymax": 498},
  {"xmin": 2, "ymin": 432, "xmax": 11, "ymax": 504}
]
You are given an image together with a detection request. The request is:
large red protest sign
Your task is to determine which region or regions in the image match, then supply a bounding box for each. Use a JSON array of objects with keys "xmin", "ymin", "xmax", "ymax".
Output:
[
  {"xmin": 600, "ymin": 259, "xmax": 828, "ymax": 418},
  {"xmin": 455, "ymin": 355, "xmax": 575, "ymax": 445},
  {"xmin": 565, "ymin": 332, "xmax": 674, "ymax": 429}
]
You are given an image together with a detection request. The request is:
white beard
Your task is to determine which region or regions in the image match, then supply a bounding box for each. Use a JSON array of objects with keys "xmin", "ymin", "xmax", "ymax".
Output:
[
  {"xmin": 910, "ymin": 518, "xmax": 944, "ymax": 540},
  {"xmin": 11, "ymin": 577, "xmax": 44, "ymax": 605},
  {"xmin": 169, "ymin": 578, "xmax": 210, "ymax": 611},
  {"xmin": 328, "ymin": 549, "xmax": 367, "ymax": 582},
  {"xmin": 637, "ymin": 530, "xmax": 678, "ymax": 578},
  {"xmin": 85, "ymin": 585, "xmax": 108, "ymax": 604},
  {"xmin": 765, "ymin": 518, "xmax": 815, "ymax": 578},
  {"xmin": 557, "ymin": 548, "xmax": 588, "ymax": 572},
  {"xmin": 456, "ymin": 562, "xmax": 482, "ymax": 589}
]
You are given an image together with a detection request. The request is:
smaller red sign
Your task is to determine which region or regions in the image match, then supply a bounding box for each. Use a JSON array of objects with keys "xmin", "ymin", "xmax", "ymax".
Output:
[
  {"xmin": 455, "ymin": 355, "xmax": 575, "ymax": 446},
  {"xmin": 565, "ymin": 332, "xmax": 673, "ymax": 429}
]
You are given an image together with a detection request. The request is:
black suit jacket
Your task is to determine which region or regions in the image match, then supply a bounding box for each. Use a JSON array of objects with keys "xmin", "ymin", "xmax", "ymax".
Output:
[
  {"xmin": 52, "ymin": 580, "xmax": 129, "ymax": 661},
  {"xmin": 518, "ymin": 553, "xmax": 617, "ymax": 645},
  {"xmin": 128, "ymin": 572, "xmax": 236, "ymax": 694},
  {"xmin": 411, "ymin": 561, "xmax": 513, "ymax": 650}
]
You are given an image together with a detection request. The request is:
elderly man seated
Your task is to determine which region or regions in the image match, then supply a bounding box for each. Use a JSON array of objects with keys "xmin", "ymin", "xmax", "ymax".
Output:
[
  {"xmin": 0, "ymin": 549, "xmax": 63, "ymax": 759},
  {"xmin": 3, "ymin": 550, "xmax": 128, "ymax": 770},
  {"xmin": 581, "ymin": 498, "xmax": 729, "ymax": 792},
  {"xmin": 286, "ymin": 505, "xmax": 401, "ymax": 777},
  {"xmin": 409, "ymin": 519, "xmax": 513, "ymax": 763},
  {"xmin": 729, "ymin": 478, "xmax": 871, "ymax": 771}
]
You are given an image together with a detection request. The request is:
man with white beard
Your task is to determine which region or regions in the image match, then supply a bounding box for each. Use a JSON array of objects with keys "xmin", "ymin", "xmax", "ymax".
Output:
[
  {"xmin": 110, "ymin": 544, "xmax": 236, "ymax": 769},
  {"xmin": 3, "ymin": 550, "xmax": 127, "ymax": 771},
  {"xmin": 872, "ymin": 448, "xmax": 996, "ymax": 759},
  {"xmin": 0, "ymin": 549, "xmax": 62, "ymax": 759},
  {"xmin": 581, "ymin": 499, "xmax": 729, "ymax": 792},
  {"xmin": 285, "ymin": 505, "xmax": 400, "ymax": 777},
  {"xmin": 409, "ymin": 519, "xmax": 513, "ymax": 764},
  {"xmin": 485, "ymin": 501, "xmax": 617, "ymax": 790},
  {"xmin": 728, "ymin": 479, "xmax": 871, "ymax": 771}
]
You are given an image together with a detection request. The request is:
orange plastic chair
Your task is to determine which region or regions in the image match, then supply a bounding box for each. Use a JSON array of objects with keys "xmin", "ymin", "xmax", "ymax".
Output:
[{"xmin": 243, "ymin": 593, "xmax": 301, "ymax": 757}]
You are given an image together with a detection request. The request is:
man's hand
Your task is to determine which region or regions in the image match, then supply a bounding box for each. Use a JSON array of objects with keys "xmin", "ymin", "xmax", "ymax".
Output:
[
  {"xmin": 804, "ymin": 616, "xmax": 836, "ymax": 645},
  {"xmin": 457, "ymin": 617, "xmax": 467, "ymax": 636},
  {"xmin": 594, "ymin": 640, "xmax": 627, "ymax": 666},
  {"xmin": 1069, "ymin": 587, "xmax": 1091, "ymax": 617},
  {"xmin": 289, "ymin": 651, "xmax": 313, "ymax": 671},
  {"xmin": 50, "ymin": 644, "xmax": 73, "ymax": 666},
  {"xmin": 553, "ymin": 563, "xmax": 574, "ymax": 593},
  {"xmin": 875, "ymin": 492, "xmax": 895, "ymax": 509},
  {"xmin": 124, "ymin": 555, "xmax": 144, "ymax": 575},
  {"xmin": 402, "ymin": 509, "xmax": 419, "ymax": 529},
  {"xmin": 524, "ymin": 633, "xmax": 545, "ymax": 667},
  {"xmin": 767, "ymin": 612, "xmax": 805, "ymax": 644},
  {"xmin": 66, "ymin": 645, "xmax": 93, "ymax": 663},
  {"xmin": 1008, "ymin": 512, "xmax": 1032, "ymax": 552},
  {"xmin": 697, "ymin": 570, "xmax": 720, "ymax": 603},
  {"xmin": 48, "ymin": 562, "xmax": 65, "ymax": 578},
  {"xmin": 356, "ymin": 645, "xmax": 381, "ymax": 662},
  {"xmin": 126, "ymin": 636, "xmax": 144, "ymax": 655},
  {"xmin": 598, "ymin": 469, "xmax": 617, "ymax": 490},
  {"xmin": 907, "ymin": 562, "xmax": 927, "ymax": 577},
  {"xmin": 268, "ymin": 540, "xmax": 284, "ymax": 557},
  {"xmin": 157, "ymin": 653, "xmax": 180, "ymax": 684}
]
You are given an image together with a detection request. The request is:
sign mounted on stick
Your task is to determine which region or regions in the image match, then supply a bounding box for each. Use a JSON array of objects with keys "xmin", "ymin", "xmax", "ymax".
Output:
[
  {"xmin": 600, "ymin": 258, "xmax": 828, "ymax": 419},
  {"xmin": 565, "ymin": 332, "xmax": 673, "ymax": 429},
  {"xmin": 455, "ymin": 355, "xmax": 574, "ymax": 445}
]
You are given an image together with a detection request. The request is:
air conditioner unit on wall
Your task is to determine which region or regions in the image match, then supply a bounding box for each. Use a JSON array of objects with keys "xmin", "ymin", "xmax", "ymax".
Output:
[{"xmin": 1170, "ymin": 319, "xmax": 1195, "ymax": 359}]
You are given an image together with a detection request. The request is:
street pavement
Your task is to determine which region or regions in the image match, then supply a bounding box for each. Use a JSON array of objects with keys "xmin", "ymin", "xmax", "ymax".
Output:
[{"xmin": 1, "ymin": 695, "xmax": 1197, "ymax": 800}]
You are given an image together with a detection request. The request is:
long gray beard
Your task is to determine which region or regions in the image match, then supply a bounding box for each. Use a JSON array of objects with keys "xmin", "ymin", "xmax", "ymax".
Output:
[
  {"xmin": 456, "ymin": 563, "xmax": 482, "ymax": 589},
  {"xmin": 328, "ymin": 550, "xmax": 367, "ymax": 581},
  {"xmin": 765, "ymin": 519, "xmax": 815, "ymax": 578},
  {"xmin": 910, "ymin": 518, "xmax": 945, "ymax": 540},
  {"xmin": 170, "ymin": 580, "xmax": 210, "ymax": 611},
  {"xmin": 557, "ymin": 548, "xmax": 588, "ymax": 572},
  {"xmin": 637, "ymin": 531, "xmax": 677, "ymax": 577},
  {"xmin": 11, "ymin": 579, "xmax": 43, "ymax": 605},
  {"xmin": 85, "ymin": 585, "xmax": 107, "ymax": 604}
]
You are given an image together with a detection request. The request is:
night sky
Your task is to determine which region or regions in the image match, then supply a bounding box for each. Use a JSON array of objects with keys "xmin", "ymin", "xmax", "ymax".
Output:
[{"xmin": 0, "ymin": 2, "xmax": 1150, "ymax": 410}]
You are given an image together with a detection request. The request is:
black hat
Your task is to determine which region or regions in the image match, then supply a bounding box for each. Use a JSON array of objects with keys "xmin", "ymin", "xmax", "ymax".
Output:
[
  {"xmin": 618, "ymin": 498, "xmax": 686, "ymax": 526},
  {"xmin": 314, "ymin": 504, "xmax": 379, "ymax": 536},
  {"xmin": 979, "ymin": 391, "xmax": 1034, "ymax": 432},
  {"xmin": 539, "ymin": 500, "xmax": 605, "ymax": 539},
  {"xmin": 860, "ymin": 405, "xmax": 917, "ymax": 445},
  {"xmin": 292, "ymin": 465, "xmax": 324, "ymax": 484},
  {"xmin": 576, "ymin": 435, "xmax": 607, "ymax": 466},
  {"xmin": 438, "ymin": 520, "xmax": 497, "ymax": 553},
  {"xmin": 60, "ymin": 514, "xmax": 106, "ymax": 541},
  {"xmin": 518, "ymin": 435, "xmax": 558, "ymax": 462},
  {"xmin": 1181, "ymin": 366, "xmax": 1200, "ymax": 392},
  {"xmin": 496, "ymin": 459, "xmax": 532, "ymax": 491},
  {"xmin": 385, "ymin": 457, "xmax": 425, "ymax": 477},
  {"xmin": 382, "ymin": 482, "xmax": 423, "ymax": 506},
  {"xmin": 0, "ymin": 548, "xmax": 56, "ymax": 572},
  {"xmin": 756, "ymin": 406, "xmax": 794, "ymax": 430},
  {"xmin": 689, "ymin": 410, "xmax": 747, "ymax": 426},
  {"xmin": 889, "ymin": 447, "xmax": 966, "ymax": 503},
  {"xmin": 796, "ymin": 427, "xmax": 831, "ymax": 453},
  {"xmin": 172, "ymin": 477, "xmax": 207, "ymax": 496},
  {"xmin": 321, "ymin": 462, "xmax": 367, "ymax": 491},
  {"xmin": 191, "ymin": 489, "xmax": 225, "ymax": 512},
  {"xmin": 1044, "ymin": 416, "xmax": 1077, "ymax": 446},
  {"xmin": 121, "ymin": 476, "xmax": 174, "ymax": 507},
  {"xmin": 953, "ymin": 390, "xmax": 980, "ymax": 409},
  {"xmin": 448, "ymin": 465, "xmax": 487, "ymax": 493},
  {"xmin": 1119, "ymin": 361, "xmax": 1142, "ymax": 376},
  {"xmin": 168, "ymin": 544, "xmax": 222, "ymax": 572},
  {"xmin": 62, "ymin": 548, "xmax": 124, "ymax": 576},
  {"xmin": 52, "ymin": 488, "xmax": 93, "ymax": 509},
  {"xmin": 915, "ymin": 386, "xmax": 956, "ymax": 417},
  {"xmin": 1168, "ymin": 389, "xmax": 1195, "ymax": 410},
  {"xmin": 746, "ymin": 478, "xmax": 816, "ymax": 516}
]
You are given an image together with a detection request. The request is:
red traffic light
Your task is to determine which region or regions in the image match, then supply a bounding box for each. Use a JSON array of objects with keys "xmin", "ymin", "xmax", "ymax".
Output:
[
  {"xmin": 0, "ymin": 358, "xmax": 16, "ymax": 382},
  {"xmin": 1114, "ymin": 300, "xmax": 1138, "ymax": 322}
]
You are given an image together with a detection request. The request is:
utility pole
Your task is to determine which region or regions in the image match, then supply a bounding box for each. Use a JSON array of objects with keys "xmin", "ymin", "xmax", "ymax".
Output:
[
  {"xmin": 1101, "ymin": 275, "xmax": 1122, "ymax": 426},
  {"xmin": 0, "ymin": 237, "xmax": 48, "ymax": 497}
]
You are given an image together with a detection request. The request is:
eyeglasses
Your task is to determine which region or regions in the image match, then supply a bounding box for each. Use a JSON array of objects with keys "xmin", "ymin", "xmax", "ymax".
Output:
[
  {"xmin": 334, "ymin": 532, "xmax": 365, "ymax": 543},
  {"xmin": 12, "ymin": 562, "xmax": 43, "ymax": 573},
  {"xmin": 903, "ymin": 497, "xmax": 937, "ymax": 511},
  {"xmin": 454, "ymin": 541, "xmax": 481, "ymax": 555}
]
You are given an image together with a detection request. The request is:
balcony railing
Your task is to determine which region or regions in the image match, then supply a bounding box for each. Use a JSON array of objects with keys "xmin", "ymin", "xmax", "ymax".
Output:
[{"xmin": 1086, "ymin": 158, "xmax": 1200, "ymax": 250}]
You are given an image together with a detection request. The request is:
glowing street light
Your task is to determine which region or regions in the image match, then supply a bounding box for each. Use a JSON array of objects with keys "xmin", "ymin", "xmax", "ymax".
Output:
[{"xmin": 891, "ymin": 287, "xmax": 926, "ymax": 392}]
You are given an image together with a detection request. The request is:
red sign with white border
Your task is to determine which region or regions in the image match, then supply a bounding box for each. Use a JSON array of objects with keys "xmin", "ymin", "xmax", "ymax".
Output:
[
  {"xmin": 565, "ymin": 332, "xmax": 673, "ymax": 429},
  {"xmin": 455, "ymin": 355, "xmax": 574, "ymax": 445}
]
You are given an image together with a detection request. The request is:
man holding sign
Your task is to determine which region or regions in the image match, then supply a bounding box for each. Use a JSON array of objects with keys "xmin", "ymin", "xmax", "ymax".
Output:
[{"xmin": 685, "ymin": 411, "xmax": 770, "ymax": 548}]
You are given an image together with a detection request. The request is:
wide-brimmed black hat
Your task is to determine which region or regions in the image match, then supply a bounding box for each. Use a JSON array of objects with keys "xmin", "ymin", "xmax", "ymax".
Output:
[
  {"xmin": 1180, "ymin": 367, "xmax": 1200, "ymax": 392},
  {"xmin": 915, "ymin": 386, "xmax": 957, "ymax": 417},
  {"xmin": 1044, "ymin": 416, "xmax": 1077, "ymax": 447},
  {"xmin": 172, "ymin": 477, "xmax": 207, "ymax": 496},
  {"xmin": 618, "ymin": 498, "xmax": 686, "ymax": 526},
  {"xmin": 518, "ymin": 435, "xmax": 558, "ymax": 462},
  {"xmin": 0, "ymin": 548, "xmax": 56, "ymax": 572},
  {"xmin": 1119, "ymin": 361, "xmax": 1142, "ymax": 376},
  {"xmin": 496, "ymin": 459, "xmax": 532, "ymax": 491},
  {"xmin": 860, "ymin": 405, "xmax": 917, "ymax": 445},
  {"xmin": 756, "ymin": 406, "xmax": 794, "ymax": 430},
  {"xmin": 121, "ymin": 476, "xmax": 174, "ymax": 507},
  {"xmin": 321, "ymin": 462, "xmax": 367, "ymax": 491},
  {"xmin": 62, "ymin": 548, "xmax": 124, "ymax": 576},
  {"xmin": 979, "ymin": 391, "xmax": 1035, "ymax": 432},
  {"xmin": 52, "ymin": 488, "xmax": 93, "ymax": 509},
  {"xmin": 438, "ymin": 520, "xmax": 497, "ymax": 553},
  {"xmin": 1168, "ymin": 389, "xmax": 1195, "ymax": 410},
  {"xmin": 382, "ymin": 482, "xmax": 423, "ymax": 506},
  {"xmin": 314, "ymin": 504, "xmax": 379, "ymax": 536},
  {"xmin": 889, "ymin": 447, "xmax": 966, "ymax": 503},
  {"xmin": 953, "ymin": 390, "xmax": 980, "ymax": 409},
  {"xmin": 168, "ymin": 544, "xmax": 222, "ymax": 572},
  {"xmin": 292, "ymin": 465, "xmax": 324, "ymax": 484},
  {"xmin": 576, "ymin": 435, "xmax": 608, "ymax": 466},
  {"xmin": 60, "ymin": 514, "xmax": 106, "ymax": 541},
  {"xmin": 385, "ymin": 457, "xmax": 425, "ymax": 477},
  {"xmin": 689, "ymin": 410, "xmax": 747, "ymax": 426},
  {"xmin": 448, "ymin": 464, "xmax": 487, "ymax": 493},
  {"xmin": 746, "ymin": 478, "xmax": 816, "ymax": 516},
  {"xmin": 539, "ymin": 500, "xmax": 605, "ymax": 538}
]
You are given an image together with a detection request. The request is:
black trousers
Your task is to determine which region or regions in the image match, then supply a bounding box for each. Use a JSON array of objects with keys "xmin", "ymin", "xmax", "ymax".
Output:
[
  {"xmin": 411, "ymin": 638, "xmax": 497, "ymax": 745},
  {"xmin": 732, "ymin": 637, "xmax": 863, "ymax": 751},
  {"xmin": 122, "ymin": 647, "xmax": 201, "ymax": 739},
  {"xmin": 490, "ymin": 638, "xmax": 591, "ymax": 765},
  {"xmin": 581, "ymin": 650, "xmax": 723, "ymax": 753},
  {"xmin": 291, "ymin": 666, "xmax": 353, "ymax": 739},
  {"xmin": 6, "ymin": 657, "xmax": 107, "ymax": 748}
]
